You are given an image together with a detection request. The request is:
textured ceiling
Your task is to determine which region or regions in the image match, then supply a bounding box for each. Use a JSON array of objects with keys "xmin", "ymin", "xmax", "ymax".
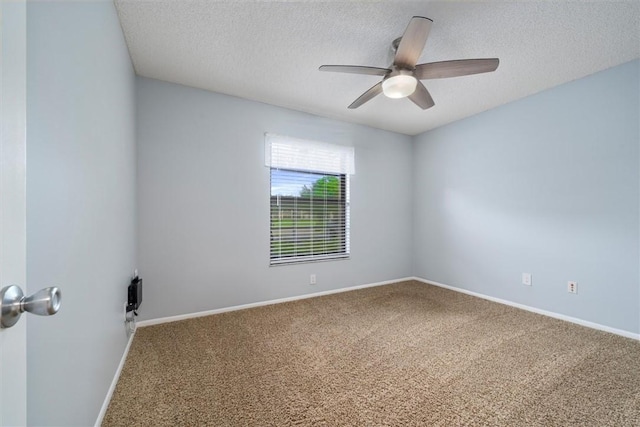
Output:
[{"xmin": 115, "ymin": 1, "xmax": 640, "ymax": 136}]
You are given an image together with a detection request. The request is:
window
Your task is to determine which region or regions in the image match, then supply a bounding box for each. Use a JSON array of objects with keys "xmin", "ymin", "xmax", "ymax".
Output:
[
  {"xmin": 265, "ymin": 134, "xmax": 354, "ymax": 265},
  {"xmin": 270, "ymin": 169, "xmax": 349, "ymax": 264}
]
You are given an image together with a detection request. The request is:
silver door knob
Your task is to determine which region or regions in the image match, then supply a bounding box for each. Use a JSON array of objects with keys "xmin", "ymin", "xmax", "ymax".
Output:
[{"xmin": 0, "ymin": 285, "xmax": 61, "ymax": 328}]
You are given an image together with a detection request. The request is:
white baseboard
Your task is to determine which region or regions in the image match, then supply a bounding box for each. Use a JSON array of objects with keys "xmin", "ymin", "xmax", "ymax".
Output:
[
  {"xmin": 95, "ymin": 326, "xmax": 137, "ymax": 427},
  {"xmin": 413, "ymin": 276, "xmax": 640, "ymax": 341},
  {"xmin": 137, "ymin": 277, "xmax": 414, "ymax": 328}
]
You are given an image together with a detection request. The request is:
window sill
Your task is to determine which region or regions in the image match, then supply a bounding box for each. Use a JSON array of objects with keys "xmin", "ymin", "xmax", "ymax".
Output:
[{"xmin": 269, "ymin": 254, "xmax": 350, "ymax": 267}]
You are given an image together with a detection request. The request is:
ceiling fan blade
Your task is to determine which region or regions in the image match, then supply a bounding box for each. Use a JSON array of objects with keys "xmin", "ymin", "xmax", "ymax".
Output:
[
  {"xmin": 408, "ymin": 81, "xmax": 435, "ymax": 110},
  {"xmin": 394, "ymin": 16, "xmax": 433, "ymax": 69},
  {"xmin": 414, "ymin": 58, "xmax": 499, "ymax": 80},
  {"xmin": 348, "ymin": 81, "xmax": 383, "ymax": 109},
  {"xmin": 319, "ymin": 65, "xmax": 390, "ymax": 76}
]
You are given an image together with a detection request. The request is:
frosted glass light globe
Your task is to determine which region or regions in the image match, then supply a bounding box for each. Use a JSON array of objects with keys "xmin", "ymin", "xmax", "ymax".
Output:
[{"xmin": 382, "ymin": 74, "xmax": 417, "ymax": 98}]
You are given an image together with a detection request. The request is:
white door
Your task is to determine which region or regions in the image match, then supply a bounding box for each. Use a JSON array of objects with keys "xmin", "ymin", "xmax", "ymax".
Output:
[{"xmin": 0, "ymin": 0, "xmax": 27, "ymax": 425}]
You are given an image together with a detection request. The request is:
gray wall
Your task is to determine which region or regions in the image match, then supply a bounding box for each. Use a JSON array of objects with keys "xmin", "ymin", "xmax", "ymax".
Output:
[
  {"xmin": 26, "ymin": 1, "xmax": 137, "ymax": 425},
  {"xmin": 136, "ymin": 77, "xmax": 413, "ymax": 320},
  {"xmin": 412, "ymin": 60, "xmax": 640, "ymax": 334}
]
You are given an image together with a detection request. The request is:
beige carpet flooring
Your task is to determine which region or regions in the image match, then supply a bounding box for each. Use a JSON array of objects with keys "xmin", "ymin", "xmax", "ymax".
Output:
[{"xmin": 103, "ymin": 281, "xmax": 640, "ymax": 426}]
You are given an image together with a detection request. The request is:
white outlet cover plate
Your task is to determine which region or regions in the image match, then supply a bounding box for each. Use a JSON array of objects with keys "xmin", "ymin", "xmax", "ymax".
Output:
[{"xmin": 522, "ymin": 273, "xmax": 532, "ymax": 286}]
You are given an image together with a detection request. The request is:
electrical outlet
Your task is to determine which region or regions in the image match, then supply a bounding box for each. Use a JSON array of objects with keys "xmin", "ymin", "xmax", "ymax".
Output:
[
  {"xmin": 568, "ymin": 281, "xmax": 578, "ymax": 294},
  {"xmin": 522, "ymin": 273, "xmax": 532, "ymax": 286},
  {"xmin": 310, "ymin": 274, "xmax": 316, "ymax": 285}
]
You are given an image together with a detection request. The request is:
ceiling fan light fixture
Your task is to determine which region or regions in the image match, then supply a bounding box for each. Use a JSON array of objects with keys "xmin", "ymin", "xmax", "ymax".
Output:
[{"xmin": 382, "ymin": 74, "xmax": 417, "ymax": 98}]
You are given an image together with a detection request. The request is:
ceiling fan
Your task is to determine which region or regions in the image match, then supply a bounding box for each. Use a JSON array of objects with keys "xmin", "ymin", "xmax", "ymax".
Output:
[{"xmin": 319, "ymin": 16, "xmax": 499, "ymax": 110}]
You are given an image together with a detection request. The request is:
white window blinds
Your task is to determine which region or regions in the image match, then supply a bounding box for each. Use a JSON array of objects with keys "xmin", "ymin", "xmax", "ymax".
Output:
[
  {"xmin": 264, "ymin": 133, "xmax": 355, "ymax": 175},
  {"xmin": 266, "ymin": 134, "xmax": 353, "ymax": 265}
]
